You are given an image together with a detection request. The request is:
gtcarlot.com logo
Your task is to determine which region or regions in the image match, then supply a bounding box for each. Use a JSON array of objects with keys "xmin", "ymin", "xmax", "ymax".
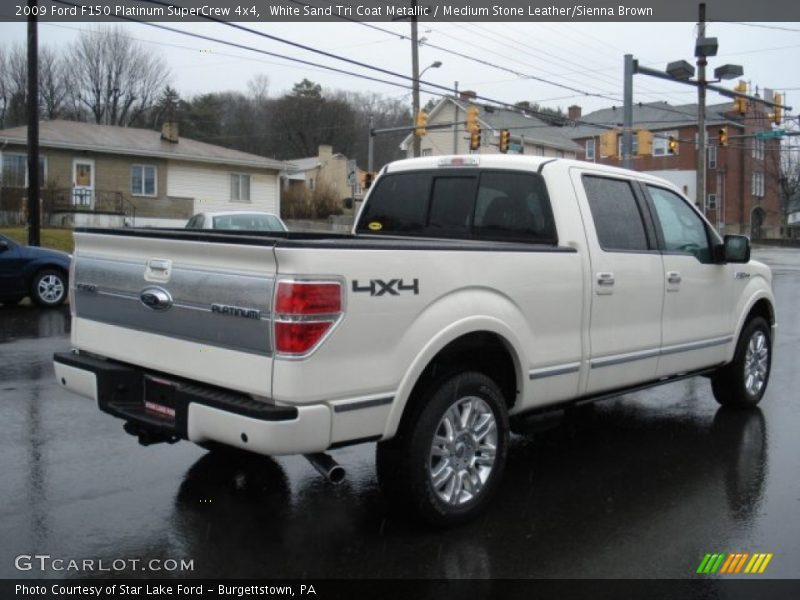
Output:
[
  {"xmin": 15, "ymin": 554, "xmax": 194, "ymax": 573},
  {"xmin": 696, "ymin": 552, "xmax": 773, "ymax": 575}
]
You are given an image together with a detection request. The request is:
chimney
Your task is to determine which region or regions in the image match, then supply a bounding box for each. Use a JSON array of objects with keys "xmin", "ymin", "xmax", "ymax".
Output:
[
  {"xmin": 459, "ymin": 90, "xmax": 477, "ymax": 101},
  {"xmin": 318, "ymin": 144, "xmax": 333, "ymax": 162},
  {"xmin": 568, "ymin": 105, "xmax": 582, "ymax": 121},
  {"xmin": 161, "ymin": 121, "xmax": 179, "ymax": 144}
]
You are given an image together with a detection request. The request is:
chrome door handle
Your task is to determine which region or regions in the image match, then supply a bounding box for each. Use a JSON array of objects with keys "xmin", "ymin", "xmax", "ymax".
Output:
[
  {"xmin": 597, "ymin": 272, "xmax": 615, "ymax": 286},
  {"xmin": 667, "ymin": 272, "xmax": 682, "ymax": 285}
]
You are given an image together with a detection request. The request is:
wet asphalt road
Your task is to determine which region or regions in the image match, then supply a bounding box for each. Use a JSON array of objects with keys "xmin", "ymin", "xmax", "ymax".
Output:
[{"xmin": 0, "ymin": 247, "xmax": 798, "ymax": 580}]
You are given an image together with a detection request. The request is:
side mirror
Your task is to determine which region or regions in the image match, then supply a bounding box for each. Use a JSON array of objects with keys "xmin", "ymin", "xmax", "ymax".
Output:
[
  {"xmin": 0, "ymin": 239, "xmax": 9, "ymax": 252},
  {"xmin": 723, "ymin": 234, "xmax": 750, "ymax": 263}
]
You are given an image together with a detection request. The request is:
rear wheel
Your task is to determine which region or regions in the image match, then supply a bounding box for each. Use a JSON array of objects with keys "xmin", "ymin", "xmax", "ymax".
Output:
[
  {"xmin": 711, "ymin": 317, "xmax": 771, "ymax": 408},
  {"xmin": 376, "ymin": 370, "xmax": 509, "ymax": 526},
  {"xmin": 31, "ymin": 269, "xmax": 67, "ymax": 307}
]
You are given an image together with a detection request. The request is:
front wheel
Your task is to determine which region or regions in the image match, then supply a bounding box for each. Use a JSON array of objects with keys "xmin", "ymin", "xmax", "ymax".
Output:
[
  {"xmin": 376, "ymin": 370, "xmax": 509, "ymax": 526},
  {"xmin": 711, "ymin": 317, "xmax": 772, "ymax": 408}
]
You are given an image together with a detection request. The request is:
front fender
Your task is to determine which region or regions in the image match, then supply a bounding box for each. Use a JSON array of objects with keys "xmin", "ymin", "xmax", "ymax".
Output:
[{"xmin": 729, "ymin": 279, "xmax": 776, "ymax": 363}]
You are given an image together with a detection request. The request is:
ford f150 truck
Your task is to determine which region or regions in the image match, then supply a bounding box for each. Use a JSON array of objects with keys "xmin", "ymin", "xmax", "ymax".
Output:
[{"xmin": 54, "ymin": 155, "xmax": 775, "ymax": 525}]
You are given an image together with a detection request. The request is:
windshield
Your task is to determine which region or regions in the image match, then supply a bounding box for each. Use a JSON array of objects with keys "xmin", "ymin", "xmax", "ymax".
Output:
[{"xmin": 212, "ymin": 214, "xmax": 286, "ymax": 231}]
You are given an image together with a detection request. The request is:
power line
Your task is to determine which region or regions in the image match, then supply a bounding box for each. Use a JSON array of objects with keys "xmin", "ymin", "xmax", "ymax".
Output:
[{"xmin": 718, "ymin": 22, "xmax": 800, "ymax": 33}]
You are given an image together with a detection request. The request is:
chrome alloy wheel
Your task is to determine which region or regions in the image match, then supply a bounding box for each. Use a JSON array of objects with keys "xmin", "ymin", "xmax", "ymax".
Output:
[
  {"xmin": 37, "ymin": 274, "xmax": 65, "ymax": 304},
  {"xmin": 743, "ymin": 330, "xmax": 769, "ymax": 396},
  {"xmin": 429, "ymin": 396, "xmax": 498, "ymax": 506}
]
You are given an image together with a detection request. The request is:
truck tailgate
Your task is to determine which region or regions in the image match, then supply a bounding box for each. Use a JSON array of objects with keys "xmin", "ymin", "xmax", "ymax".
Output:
[{"xmin": 70, "ymin": 231, "xmax": 277, "ymax": 397}]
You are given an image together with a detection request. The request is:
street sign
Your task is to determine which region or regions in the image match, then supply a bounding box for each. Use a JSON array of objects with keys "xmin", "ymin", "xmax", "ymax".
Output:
[
  {"xmin": 755, "ymin": 130, "xmax": 785, "ymax": 140},
  {"xmin": 346, "ymin": 159, "xmax": 357, "ymax": 186},
  {"xmin": 508, "ymin": 143, "xmax": 524, "ymax": 154}
]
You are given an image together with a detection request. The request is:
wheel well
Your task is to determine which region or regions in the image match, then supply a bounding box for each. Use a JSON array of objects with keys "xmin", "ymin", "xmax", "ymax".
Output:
[
  {"xmin": 401, "ymin": 332, "xmax": 518, "ymax": 430},
  {"xmin": 746, "ymin": 299, "xmax": 774, "ymax": 327}
]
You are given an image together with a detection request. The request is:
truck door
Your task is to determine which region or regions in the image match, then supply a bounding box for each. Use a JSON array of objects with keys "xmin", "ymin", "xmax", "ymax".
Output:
[
  {"xmin": 572, "ymin": 172, "xmax": 665, "ymax": 394},
  {"xmin": 643, "ymin": 185, "xmax": 733, "ymax": 376}
]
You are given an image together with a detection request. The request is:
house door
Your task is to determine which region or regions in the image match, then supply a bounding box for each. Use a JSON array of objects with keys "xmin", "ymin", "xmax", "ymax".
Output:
[{"xmin": 72, "ymin": 159, "xmax": 95, "ymax": 207}]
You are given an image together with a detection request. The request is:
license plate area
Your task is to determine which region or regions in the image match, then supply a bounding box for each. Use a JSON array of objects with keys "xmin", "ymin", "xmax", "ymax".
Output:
[{"xmin": 143, "ymin": 375, "xmax": 177, "ymax": 421}]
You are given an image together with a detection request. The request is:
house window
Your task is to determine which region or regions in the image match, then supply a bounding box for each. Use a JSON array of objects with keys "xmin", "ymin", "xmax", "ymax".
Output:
[
  {"xmin": 421, "ymin": 148, "xmax": 432, "ymax": 157},
  {"xmin": 131, "ymin": 165, "xmax": 157, "ymax": 196},
  {"xmin": 230, "ymin": 173, "xmax": 251, "ymax": 202},
  {"xmin": 1, "ymin": 153, "xmax": 46, "ymax": 188},
  {"xmin": 535, "ymin": 146, "xmax": 545, "ymax": 156},
  {"xmin": 653, "ymin": 131, "xmax": 678, "ymax": 156},
  {"xmin": 617, "ymin": 134, "xmax": 638, "ymax": 158},
  {"xmin": 585, "ymin": 139, "xmax": 596, "ymax": 161},
  {"xmin": 708, "ymin": 145, "xmax": 717, "ymax": 169},
  {"xmin": 751, "ymin": 172, "xmax": 764, "ymax": 197},
  {"xmin": 753, "ymin": 138, "xmax": 765, "ymax": 160},
  {"xmin": 308, "ymin": 177, "xmax": 315, "ymax": 191},
  {"xmin": 706, "ymin": 193, "xmax": 717, "ymax": 210}
]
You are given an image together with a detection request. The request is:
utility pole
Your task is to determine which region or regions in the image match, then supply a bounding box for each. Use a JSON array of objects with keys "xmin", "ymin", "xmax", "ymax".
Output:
[
  {"xmin": 367, "ymin": 114, "xmax": 374, "ymax": 173},
  {"xmin": 696, "ymin": 2, "xmax": 707, "ymax": 209},
  {"xmin": 452, "ymin": 81, "xmax": 459, "ymax": 154},
  {"xmin": 410, "ymin": 0, "xmax": 421, "ymax": 158},
  {"xmin": 26, "ymin": 0, "xmax": 40, "ymax": 247},
  {"xmin": 623, "ymin": 54, "xmax": 634, "ymax": 169}
]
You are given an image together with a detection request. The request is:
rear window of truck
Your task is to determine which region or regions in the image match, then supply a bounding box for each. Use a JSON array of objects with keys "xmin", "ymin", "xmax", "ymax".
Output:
[{"xmin": 357, "ymin": 169, "xmax": 557, "ymax": 244}]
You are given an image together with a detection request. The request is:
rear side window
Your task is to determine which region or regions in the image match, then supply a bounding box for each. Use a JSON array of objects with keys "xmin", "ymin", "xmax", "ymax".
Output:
[
  {"xmin": 357, "ymin": 169, "xmax": 556, "ymax": 244},
  {"xmin": 583, "ymin": 175, "xmax": 649, "ymax": 251}
]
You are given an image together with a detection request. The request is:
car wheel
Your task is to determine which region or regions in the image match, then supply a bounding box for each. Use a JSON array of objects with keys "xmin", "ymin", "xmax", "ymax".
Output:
[
  {"xmin": 31, "ymin": 269, "xmax": 67, "ymax": 307},
  {"xmin": 711, "ymin": 317, "xmax": 772, "ymax": 408},
  {"xmin": 376, "ymin": 370, "xmax": 509, "ymax": 526}
]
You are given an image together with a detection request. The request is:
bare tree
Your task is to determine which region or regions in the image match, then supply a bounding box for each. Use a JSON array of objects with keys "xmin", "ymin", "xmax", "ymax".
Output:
[
  {"xmin": 39, "ymin": 46, "xmax": 68, "ymax": 120},
  {"xmin": 67, "ymin": 26, "xmax": 170, "ymax": 126}
]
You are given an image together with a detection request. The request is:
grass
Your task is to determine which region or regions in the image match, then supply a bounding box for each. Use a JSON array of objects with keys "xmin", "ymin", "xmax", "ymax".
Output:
[{"xmin": 0, "ymin": 227, "xmax": 74, "ymax": 253}]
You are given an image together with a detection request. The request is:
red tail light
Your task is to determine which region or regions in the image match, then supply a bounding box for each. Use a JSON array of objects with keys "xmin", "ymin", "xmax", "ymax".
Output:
[{"xmin": 274, "ymin": 281, "xmax": 343, "ymax": 356}]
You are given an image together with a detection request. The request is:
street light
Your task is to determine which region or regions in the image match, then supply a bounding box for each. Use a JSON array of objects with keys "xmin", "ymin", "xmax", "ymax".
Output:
[
  {"xmin": 714, "ymin": 64, "xmax": 744, "ymax": 81},
  {"xmin": 666, "ymin": 60, "xmax": 695, "ymax": 81},
  {"xmin": 412, "ymin": 60, "xmax": 442, "ymax": 157}
]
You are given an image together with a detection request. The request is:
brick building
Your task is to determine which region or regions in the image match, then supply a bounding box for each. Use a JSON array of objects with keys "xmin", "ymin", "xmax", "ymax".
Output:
[{"xmin": 569, "ymin": 101, "xmax": 782, "ymax": 239}]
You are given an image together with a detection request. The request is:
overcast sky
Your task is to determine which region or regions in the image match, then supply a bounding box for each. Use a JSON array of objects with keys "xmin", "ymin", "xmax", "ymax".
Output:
[{"xmin": 0, "ymin": 19, "xmax": 798, "ymax": 116}]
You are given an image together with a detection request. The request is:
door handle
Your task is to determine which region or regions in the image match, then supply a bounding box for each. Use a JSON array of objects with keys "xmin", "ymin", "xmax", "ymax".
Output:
[
  {"xmin": 597, "ymin": 272, "xmax": 615, "ymax": 286},
  {"xmin": 667, "ymin": 271, "xmax": 682, "ymax": 285}
]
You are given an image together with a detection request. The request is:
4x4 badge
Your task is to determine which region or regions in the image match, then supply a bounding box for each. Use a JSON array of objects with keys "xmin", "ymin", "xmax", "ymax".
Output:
[{"xmin": 352, "ymin": 278, "xmax": 419, "ymax": 296}]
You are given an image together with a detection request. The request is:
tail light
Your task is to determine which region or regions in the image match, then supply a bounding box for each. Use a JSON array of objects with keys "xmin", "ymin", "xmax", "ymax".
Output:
[{"xmin": 273, "ymin": 281, "xmax": 343, "ymax": 356}]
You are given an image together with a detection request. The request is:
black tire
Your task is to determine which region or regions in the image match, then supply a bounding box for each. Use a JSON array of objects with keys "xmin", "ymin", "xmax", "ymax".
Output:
[
  {"xmin": 711, "ymin": 317, "xmax": 772, "ymax": 408},
  {"xmin": 376, "ymin": 370, "xmax": 509, "ymax": 526},
  {"xmin": 30, "ymin": 268, "xmax": 67, "ymax": 307}
]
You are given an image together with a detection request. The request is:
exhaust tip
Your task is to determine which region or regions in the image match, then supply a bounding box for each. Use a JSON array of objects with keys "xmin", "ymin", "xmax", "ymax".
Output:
[
  {"xmin": 304, "ymin": 452, "xmax": 346, "ymax": 484},
  {"xmin": 328, "ymin": 465, "xmax": 346, "ymax": 485}
]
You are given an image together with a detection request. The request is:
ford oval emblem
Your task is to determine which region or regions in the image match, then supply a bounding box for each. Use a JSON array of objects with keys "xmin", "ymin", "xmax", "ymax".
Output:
[{"xmin": 139, "ymin": 286, "xmax": 173, "ymax": 311}]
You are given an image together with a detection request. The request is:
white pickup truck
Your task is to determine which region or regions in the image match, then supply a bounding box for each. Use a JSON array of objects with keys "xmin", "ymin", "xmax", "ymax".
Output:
[{"xmin": 54, "ymin": 155, "xmax": 775, "ymax": 525}]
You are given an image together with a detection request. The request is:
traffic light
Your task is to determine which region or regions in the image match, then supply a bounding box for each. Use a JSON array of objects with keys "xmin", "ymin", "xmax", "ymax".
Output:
[
  {"xmin": 667, "ymin": 135, "xmax": 678, "ymax": 155},
  {"xmin": 469, "ymin": 128, "xmax": 482, "ymax": 151},
  {"xmin": 718, "ymin": 127, "xmax": 728, "ymax": 147},
  {"xmin": 414, "ymin": 110, "xmax": 428, "ymax": 137},
  {"xmin": 599, "ymin": 129, "xmax": 618, "ymax": 158},
  {"xmin": 772, "ymin": 93, "xmax": 783, "ymax": 125},
  {"xmin": 364, "ymin": 172, "xmax": 374, "ymax": 189},
  {"xmin": 636, "ymin": 129, "xmax": 653, "ymax": 156},
  {"xmin": 466, "ymin": 106, "xmax": 479, "ymax": 134},
  {"xmin": 733, "ymin": 81, "xmax": 749, "ymax": 115},
  {"xmin": 498, "ymin": 129, "xmax": 511, "ymax": 153}
]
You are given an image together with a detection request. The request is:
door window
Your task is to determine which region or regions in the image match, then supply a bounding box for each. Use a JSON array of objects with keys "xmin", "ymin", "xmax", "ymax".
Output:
[
  {"xmin": 583, "ymin": 175, "xmax": 649, "ymax": 252},
  {"xmin": 647, "ymin": 186, "xmax": 712, "ymax": 263}
]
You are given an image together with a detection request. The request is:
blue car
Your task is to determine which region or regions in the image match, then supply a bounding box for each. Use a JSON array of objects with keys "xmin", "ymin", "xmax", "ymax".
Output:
[{"xmin": 0, "ymin": 234, "xmax": 71, "ymax": 307}]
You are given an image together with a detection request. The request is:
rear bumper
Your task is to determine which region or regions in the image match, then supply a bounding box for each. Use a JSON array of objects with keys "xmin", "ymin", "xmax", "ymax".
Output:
[{"xmin": 53, "ymin": 351, "xmax": 332, "ymax": 455}]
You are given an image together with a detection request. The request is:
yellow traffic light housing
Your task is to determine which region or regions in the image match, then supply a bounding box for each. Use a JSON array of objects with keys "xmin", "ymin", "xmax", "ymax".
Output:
[
  {"xmin": 718, "ymin": 127, "xmax": 728, "ymax": 147},
  {"xmin": 733, "ymin": 81, "xmax": 749, "ymax": 115},
  {"xmin": 499, "ymin": 129, "xmax": 511, "ymax": 153},
  {"xmin": 599, "ymin": 129, "xmax": 618, "ymax": 158},
  {"xmin": 636, "ymin": 129, "xmax": 653, "ymax": 156},
  {"xmin": 414, "ymin": 110, "xmax": 428, "ymax": 137},
  {"xmin": 667, "ymin": 135, "xmax": 678, "ymax": 155},
  {"xmin": 364, "ymin": 172, "xmax": 374, "ymax": 189},
  {"xmin": 772, "ymin": 93, "xmax": 783, "ymax": 125},
  {"xmin": 466, "ymin": 106, "xmax": 479, "ymax": 134},
  {"xmin": 469, "ymin": 128, "xmax": 482, "ymax": 151}
]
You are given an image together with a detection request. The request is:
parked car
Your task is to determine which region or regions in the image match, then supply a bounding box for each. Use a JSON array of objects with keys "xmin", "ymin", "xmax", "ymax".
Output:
[
  {"xmin": 185, "ymin": 211, "xmax": 287, "ymax": 232},
  {"xmin": 54, "ymin": 155, "xmax": 774, "ymax": 524},
  {"xmin": 0, "ymin": 234, "xmax": 71, "ymax": 307}
]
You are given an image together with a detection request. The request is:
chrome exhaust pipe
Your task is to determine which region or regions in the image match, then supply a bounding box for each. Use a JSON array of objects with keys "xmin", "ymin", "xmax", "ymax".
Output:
[{"xmin": 304, "ymin": 453, "xmax": 346, "ymax": 484}]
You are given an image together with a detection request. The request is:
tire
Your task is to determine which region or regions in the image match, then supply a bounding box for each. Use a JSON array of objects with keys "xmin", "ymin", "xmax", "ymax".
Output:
[
  {"xmin": 30, "ymin": 269, "xmax": 67, "ymax": 307},
  {"xmin": 376, "ymin": 370, "xmax": 509, "ymax": 526},
  {"xmin": 711, "ymin": 317, "xmax": 772, "ymax": 408}
]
